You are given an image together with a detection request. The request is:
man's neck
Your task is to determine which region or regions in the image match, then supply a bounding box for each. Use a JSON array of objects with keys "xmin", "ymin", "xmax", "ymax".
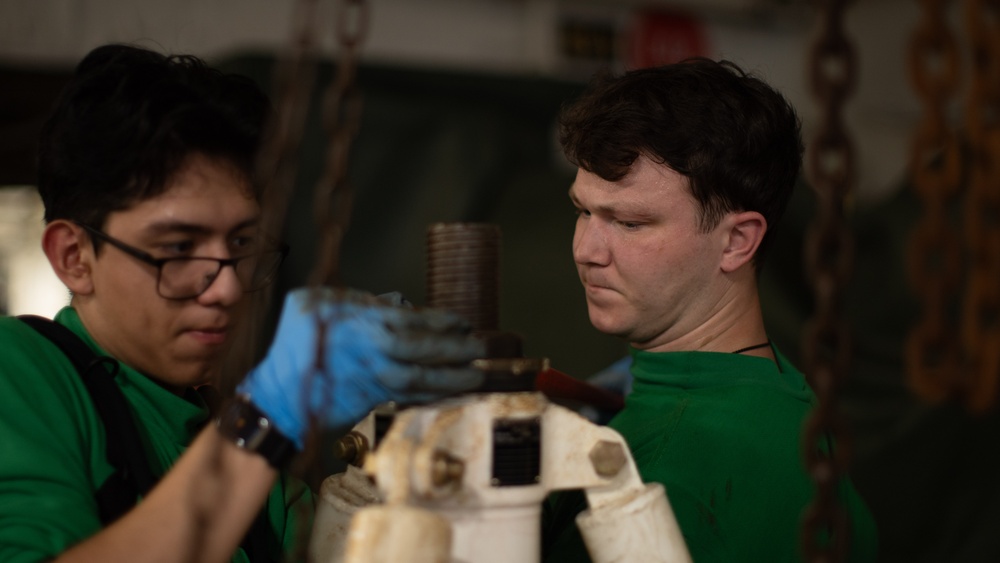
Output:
[{"xmin": 635, "ymin": 281, "xmax": 771, "ymax": 359}]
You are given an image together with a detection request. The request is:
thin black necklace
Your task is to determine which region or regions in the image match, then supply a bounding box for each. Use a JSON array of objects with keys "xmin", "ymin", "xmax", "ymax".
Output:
[{"xmin": 731, "ymin": 340, "xmax": 771, "ymax": 355}]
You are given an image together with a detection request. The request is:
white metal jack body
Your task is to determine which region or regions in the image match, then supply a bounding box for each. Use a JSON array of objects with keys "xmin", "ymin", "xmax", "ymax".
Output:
[{"xmin": 313, "ymin": 392, "xmax": 691, "ymax": 563}]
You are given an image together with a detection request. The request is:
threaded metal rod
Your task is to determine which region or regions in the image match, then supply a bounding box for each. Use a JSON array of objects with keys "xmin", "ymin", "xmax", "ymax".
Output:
[{"xmin": 426, "ymin": 223, "xmax": 500, "ymax": 332}]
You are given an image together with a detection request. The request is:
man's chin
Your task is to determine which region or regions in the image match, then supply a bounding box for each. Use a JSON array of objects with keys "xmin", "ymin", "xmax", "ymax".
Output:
[
  {"xmin": 167, "ymin": 355, "xmax": 222, "ymax": 388},
  {"xmin": 587, "ymin": 309, "xmax": 632, "ymax": 339}
]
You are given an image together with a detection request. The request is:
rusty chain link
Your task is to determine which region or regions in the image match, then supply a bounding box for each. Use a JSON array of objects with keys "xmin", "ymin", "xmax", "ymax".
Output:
[
  {"xmin": 212, "ymin": 0, "xmax": 370, "ymax": 558},
  {"xmin": 232, "ymin": 0, "xmax": 368, "ymax": 385},
  {"xmin": 250, "ymin": 0, "xmax": 368, "ymax": 295},
  {"xmin": 904, "ymin": 0, "xmax": 966, "ymax": 405},
  {"xmin": 303, "ymin": 0, "xmax": 369, "ymax": 471},
  {"xmin": 270, "ymin": 1, "xmax": 371, "ymax": 507},
  {"xmin": 256, "ymin": 0, "xmax": 370, "ymax": 555},
  {"xmin": 801, "ymin": 0, "xmax": 857, "ymax": 560},
  {"xmin": 906, "ymin": 0, "xmax": 1000, "ymax": 412},
  {"xmin": 309, "ymin": 0, "xmax": 369, "ymax": 288},
  {"xmin": 960, "ymin": 0, "xmax": 1000, "ymax": 412},
  {"xmin": 225, "ymin": 0, "xmax": 324, "ymax": 389},
  {"xmin": 256, "ymin": 0, "xmax": 323, "ymax": 240}
]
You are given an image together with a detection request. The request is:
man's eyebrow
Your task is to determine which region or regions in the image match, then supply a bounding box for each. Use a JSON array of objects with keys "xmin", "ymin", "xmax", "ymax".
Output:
[
  {"xmin": 568, "ymin": 188, "xmax": 653, "ymax": 218},
  {"xmin": 228, "ymin": 217, "xmax": 261, "ymax": 235},
  {"xmin": 143, "ymin": 217, "xmax": 260, "ymax": 236},
  {"xmin": 598, "ymin": 204, "xmax": 654, "ymax": 219}
]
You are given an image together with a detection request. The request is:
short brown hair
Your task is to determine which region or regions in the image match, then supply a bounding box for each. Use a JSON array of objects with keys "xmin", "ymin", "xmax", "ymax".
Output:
[{"xmin": 559, "ymin": 58, "xmax": 803, "ymax": 267}]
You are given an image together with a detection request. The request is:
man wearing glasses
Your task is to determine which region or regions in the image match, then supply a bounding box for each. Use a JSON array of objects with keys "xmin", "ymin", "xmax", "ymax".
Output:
[{"xmin": 0, "ymin": 44, "xmax": 485, "ymax": 562}]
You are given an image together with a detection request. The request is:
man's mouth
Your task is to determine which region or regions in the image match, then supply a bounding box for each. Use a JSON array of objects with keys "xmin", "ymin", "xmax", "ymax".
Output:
[
  {"xmin": 583, "ymin": 282, "xmax": 619, "ymax": 301},
  {"xmin": 186, "ymin": 327, "xmax": 228, "ymax": 345},
  {"xmin": 581, "ymin": 276, "xmax": 613, "ymax": 291}
]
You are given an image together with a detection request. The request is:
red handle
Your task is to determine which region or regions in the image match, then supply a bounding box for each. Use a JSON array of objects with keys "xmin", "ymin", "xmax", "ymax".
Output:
[{"xmin": 535, "ymin": 368, "xmax": 625, "ymax": 413}]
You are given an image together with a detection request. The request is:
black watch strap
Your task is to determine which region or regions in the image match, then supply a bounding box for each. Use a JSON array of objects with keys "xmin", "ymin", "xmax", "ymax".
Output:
[{"xmin": 217, "ymin": 396, "xmax": 297, "ymax": 468}]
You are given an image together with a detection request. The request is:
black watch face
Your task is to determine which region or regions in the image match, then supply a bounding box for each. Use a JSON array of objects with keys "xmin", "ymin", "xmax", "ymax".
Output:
[{"xmin": 219, "ymin": 399, "xmax": 295, "ymax": 466}]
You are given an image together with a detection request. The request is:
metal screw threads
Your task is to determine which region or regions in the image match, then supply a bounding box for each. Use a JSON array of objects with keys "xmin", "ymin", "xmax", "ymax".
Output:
[{"xmin": 426, "ymin": 223, "xmax": 501, "ymax": 332}]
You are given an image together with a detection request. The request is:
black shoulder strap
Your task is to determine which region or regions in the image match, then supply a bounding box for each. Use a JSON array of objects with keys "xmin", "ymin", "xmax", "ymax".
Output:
[
  {"xmin": 19, "ymin": 315, "xmax": 275, "ymax": 561},
  {"xmin": 19, "ymin": 315, "xmax": 158, "ymax": 524}
]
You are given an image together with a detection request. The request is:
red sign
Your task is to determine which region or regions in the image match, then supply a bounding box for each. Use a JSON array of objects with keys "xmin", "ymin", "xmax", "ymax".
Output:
[{"xmin": 625, "ymin": 11, "xmax": 709, "ymax": 69}]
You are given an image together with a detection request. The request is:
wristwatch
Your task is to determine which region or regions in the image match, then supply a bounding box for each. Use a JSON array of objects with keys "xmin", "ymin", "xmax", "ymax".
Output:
[{"xmin": 217, "ymin": 395, "xmax": 297, "ymax": 468}]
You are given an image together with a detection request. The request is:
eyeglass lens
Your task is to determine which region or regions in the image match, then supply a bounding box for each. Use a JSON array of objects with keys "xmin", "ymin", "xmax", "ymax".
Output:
[{"xmin": 158, "ymin": 252, "xmax": 282, "ymax": 298}]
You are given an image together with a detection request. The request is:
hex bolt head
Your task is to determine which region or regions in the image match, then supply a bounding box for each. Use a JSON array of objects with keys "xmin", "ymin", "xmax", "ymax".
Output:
[
  {"xmin": 333, "ymin": 431, "xmax": 370, "ymax": 467},
  {"xmin": 589, "ymin": 440, "xmax": 626, "ymax": 477},
  {"xmin": 431, "ymin": 450, "xmax": 465, "ymax": 487}
]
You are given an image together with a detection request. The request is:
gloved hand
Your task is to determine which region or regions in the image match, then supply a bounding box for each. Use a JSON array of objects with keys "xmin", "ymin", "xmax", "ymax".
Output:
[{"xmin": 238, "ymin": 287, "xmax": 485, "ymax": 449}]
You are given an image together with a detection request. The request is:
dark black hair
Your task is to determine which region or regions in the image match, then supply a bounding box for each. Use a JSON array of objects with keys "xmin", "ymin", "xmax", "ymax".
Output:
[
  {"xmin": 558, "ymin": 58, "xmax": 803, "ymax": 267},
  {"xmin": 37, "ymin": 43, "xmax": 270, "ymax": 228}
]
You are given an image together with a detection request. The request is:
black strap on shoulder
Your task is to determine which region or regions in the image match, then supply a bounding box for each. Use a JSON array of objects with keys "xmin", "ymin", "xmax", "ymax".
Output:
[
  {"xmin": 19, "ymin": 315, "xmax": 157, "ymax": 524},
  {"xmin": 19, "ymin": 315, "xmax": 275, "ymax": 561}
]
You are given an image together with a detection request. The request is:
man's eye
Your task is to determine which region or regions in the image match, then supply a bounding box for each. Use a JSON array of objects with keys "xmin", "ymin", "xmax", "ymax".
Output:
[
  {"xmin": 160, "ymin": 241, "xmax": 194, "ymax": 254},
  {"xmin": 617, "ymin": 221, "xmax": 641, "ymax": 231},
  {"xmin": 232, "ymin": 236, "xmax": 259, "ymax": 250},
  {"xmin": 574, "ymin": 208, "xmax": 591, "ymax": 217}
]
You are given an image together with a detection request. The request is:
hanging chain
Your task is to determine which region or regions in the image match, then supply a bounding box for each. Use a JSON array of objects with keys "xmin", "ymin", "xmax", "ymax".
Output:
[
  {"xmin": 309, "ymin": 0, "xmax": 369, "ymax": 288},
  {"xmin": 292, "ymin": 0, "xmax": 370, "ymax": 494},
  {"xmin": 904, "ymin": 0, "xmax": 966, "ymax": 404},
  {"xmin": 960, "ymin": 0, "xmax": 1000, "ymax": 412},
  {"xmin": 256, "ymin": 0, "xmax": 370, "ymax": 555},
  {"xmin": 801, "ymin": 0, "xmax": 857, "ymax": 560},
  {"xmin": 223, "ymin": 0, "xmax": 324, "ymax": 391},
  {"xmin": 256, "ymin": 0, "xmax": 324, "ymax": 242}
]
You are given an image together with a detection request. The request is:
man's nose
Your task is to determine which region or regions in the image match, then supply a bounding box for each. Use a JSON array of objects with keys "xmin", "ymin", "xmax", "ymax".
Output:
[
  {"xmin": 573, "ymin": 219, "xmax": 610, "ymax": 266},
  {"xmin": 197, "ymin": 262, "xmax": 243, "ymax": 307}
]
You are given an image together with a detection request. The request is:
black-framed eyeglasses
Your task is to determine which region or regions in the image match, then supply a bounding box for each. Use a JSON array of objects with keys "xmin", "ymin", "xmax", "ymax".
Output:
[{"xmin": 75, "ymin": 222, "xmax": 289, "ymax": 300}]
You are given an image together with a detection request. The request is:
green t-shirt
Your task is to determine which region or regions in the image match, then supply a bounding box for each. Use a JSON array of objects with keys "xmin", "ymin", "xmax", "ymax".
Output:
[
  {"xmin": 0, "ymin": 307, "xmax": 313, "ymax": 562},
  {"xmin": 543, "ymin": 347, "xmax": 878, "ymax": 562}
]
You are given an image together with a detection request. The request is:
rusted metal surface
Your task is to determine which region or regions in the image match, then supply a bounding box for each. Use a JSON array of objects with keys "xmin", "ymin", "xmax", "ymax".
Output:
[
  {"xmin": 223, "ymin": 0, "xmax": 324, "ymax": 393},
  {"xmin": 300, "ymin": 0, "xmax": 371, "ymax": 468},
  {"xmin": 309, "ymin": 0, "xmax": 370, "ymax": 288},
  {"xmin": 904, "ymin": 0, "xmax": 1000, "ymax": 412},
  {"xmin": 254, "ymin": 4, "xmax": 370, "ymax": 559},
  {"xmin": 905, "ymin": 0, "xmax": 966, "ymax": 404},
  {"xmin": 233, "ymin": 0, "xmax": 369, "ymax": 385},
  {"xmin": 256, "ymin": 0, "xmax": 323, "ymax": 244},
  {"xmin": 801, "ymin": 0, "xmax": 857, "ymax": 560},
  {"xmin": 487, "ymin": 392, "xmax": 549, "ymax": 418},
  {"xmin": 959, "ymin": 0, "xmax": 1000, "ymax": 412}
]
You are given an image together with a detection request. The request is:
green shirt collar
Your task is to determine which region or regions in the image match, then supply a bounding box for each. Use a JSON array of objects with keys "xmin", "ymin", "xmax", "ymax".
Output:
[
  {"xmin": 54, "ymin": 306, "xmax": 210, "ymax": 446},
  {"xmin": 628, "ymin": 345, "xmax": 813, "ymax": 401}
]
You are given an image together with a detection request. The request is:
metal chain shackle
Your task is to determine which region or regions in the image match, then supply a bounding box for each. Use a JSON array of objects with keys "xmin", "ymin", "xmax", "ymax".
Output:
[
  {"xmin": 904, "ymin": 0, "xmax": 966, "ymax": 404},
  {"xmin": 801, "ymin": 0, "xmax": 857, "ymax": 560},
  {"xmin": 960, "ymin": 0, "xmax": 1000, "ymax": 412}
]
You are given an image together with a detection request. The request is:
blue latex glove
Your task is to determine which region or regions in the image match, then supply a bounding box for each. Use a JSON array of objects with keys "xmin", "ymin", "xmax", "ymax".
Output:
[{"xmin": 238, "ymin": 287, "xmax": 486, "ymax": 449}]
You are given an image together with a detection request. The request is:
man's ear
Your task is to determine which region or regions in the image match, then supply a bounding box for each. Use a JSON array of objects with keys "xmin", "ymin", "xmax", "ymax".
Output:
[
  {"xmin": 42, "ymin": 220, "xmax": 94, "ymax": 295},
  {"xmin": 720, "ymin": 211, "xmax": 767, "ymax": 273}
]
